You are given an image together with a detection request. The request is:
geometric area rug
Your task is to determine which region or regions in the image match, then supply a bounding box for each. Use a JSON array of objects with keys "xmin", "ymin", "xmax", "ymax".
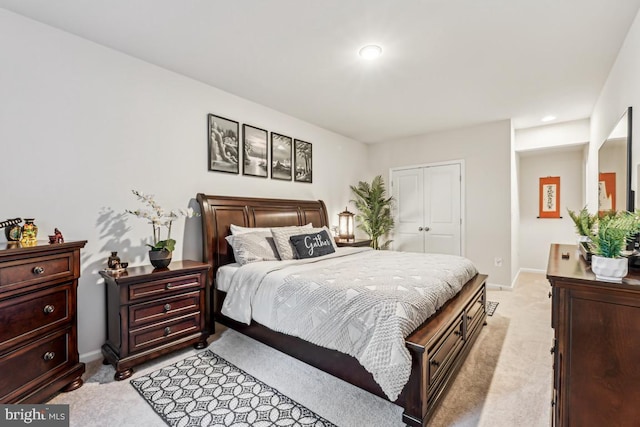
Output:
[
  {"xmin": 486, "ymin": 301, "xmax": 499, "ymax": 316},
  {"xmin": 130, "ymin": 350, "xmax": 337, "ymax": 427}
]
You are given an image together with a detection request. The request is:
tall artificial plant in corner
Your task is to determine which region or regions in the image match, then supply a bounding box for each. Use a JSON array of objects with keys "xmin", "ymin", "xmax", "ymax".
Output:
[{"xmin": 350, "ymin": 175, "xmax": 395, "ymax": 249}]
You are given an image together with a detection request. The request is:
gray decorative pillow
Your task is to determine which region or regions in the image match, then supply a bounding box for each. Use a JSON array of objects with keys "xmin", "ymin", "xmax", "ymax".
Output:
[
  {"xmin": 272, "ymin": 225, "xmax": 336, "ymax": 260},
  {"xmin": 225, "ymin": 231, "xmax": 279, "ymax": 265},
  {"xmin": 290, "ymin": 230, "xmax": 336, "ymax": 259}
]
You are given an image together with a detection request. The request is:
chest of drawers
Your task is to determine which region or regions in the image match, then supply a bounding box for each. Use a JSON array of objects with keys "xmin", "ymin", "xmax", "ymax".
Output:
[
  {"xmin": 0, "ymin": 240, "xmax": 86, "ymax": 403},
  {"xmin": 547, "ymin": 244, "xmax": 640, "ymax": 426},
  {"xmin": 99, "ymin": 260, "xmax": 210, "ymax": 380}
]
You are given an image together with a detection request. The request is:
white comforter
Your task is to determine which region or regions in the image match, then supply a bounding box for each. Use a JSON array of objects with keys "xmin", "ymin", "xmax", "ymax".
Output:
[{"xmin": 220, "ymin": 248, "xmax": 478, "ymax": 401}]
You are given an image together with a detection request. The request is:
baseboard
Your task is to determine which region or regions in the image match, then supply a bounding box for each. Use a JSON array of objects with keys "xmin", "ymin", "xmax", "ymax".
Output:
[
  {"xmin": 80, "ymin": 349, "xmax": 103, "ymax": 364},
  {"xmin": 487, "ymin": 282, "xmax": 513, "ymax": 291}
]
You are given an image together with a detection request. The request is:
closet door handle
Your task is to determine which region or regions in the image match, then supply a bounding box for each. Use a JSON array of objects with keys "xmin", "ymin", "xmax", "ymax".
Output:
[
  {"xmin": 424, "ymin": 227, "xmax": 430, "ymax": 232},
  {"xmin": 418, "ymin": 227, "xmax": 424, "ymax": 231}
]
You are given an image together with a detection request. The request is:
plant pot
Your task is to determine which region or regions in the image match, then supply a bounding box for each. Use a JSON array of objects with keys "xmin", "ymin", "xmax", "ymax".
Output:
[
  {"xmin": 148, "ymin": 249, "xmax": 172, "ymax": 269},
  {"xmin": 591, "ymin": 255, "xmax": 627, "ymax": 282}
]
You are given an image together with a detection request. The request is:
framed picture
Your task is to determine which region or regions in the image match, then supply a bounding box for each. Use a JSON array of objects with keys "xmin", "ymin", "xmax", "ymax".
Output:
[
  {"xmin": 598, "ymin": 172, "xmax": 616, "ymax": 213},
  {"xmin": 242, "ymin": 124, "xmax": 268, "ymax": 178},
  {"xmin": 270, "ymin": 133, "xmax": 293, "ymax": 180},
  {"xmin": 208, "ymin": 114, "xmax": 240, "ymax": 174},
  {"xmin": 539, "ymin": 176, "xmax": 561, "ymax": 218},
  {"xmin": 294, "ymin": 139, "xmax": 312, "ymax": 183}
]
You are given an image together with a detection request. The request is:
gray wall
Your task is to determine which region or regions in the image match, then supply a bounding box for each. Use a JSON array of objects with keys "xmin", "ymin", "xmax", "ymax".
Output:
[
  {"xmin": 0, "ymin": 9, "xmax": 369, "ymax": 360},
  {"xmin": 368, "ymin": 120, "xmax": 512, "ymax": 286}
]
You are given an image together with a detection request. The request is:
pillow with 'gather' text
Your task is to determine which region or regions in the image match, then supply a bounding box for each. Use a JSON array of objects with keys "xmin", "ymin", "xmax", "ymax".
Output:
[
  {"xmin": 272, "ymin": 225, "xmax": 337, "ymax": 260},
  {"xmin": 289, "ymin": 229, "xmax": 336, "ymax": 259}
]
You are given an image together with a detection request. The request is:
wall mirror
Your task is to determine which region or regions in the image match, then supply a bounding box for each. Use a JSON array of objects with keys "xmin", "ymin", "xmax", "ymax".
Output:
[{"xmin": 598, "ymin": 107, "xmax": 633, "ymax": 212}]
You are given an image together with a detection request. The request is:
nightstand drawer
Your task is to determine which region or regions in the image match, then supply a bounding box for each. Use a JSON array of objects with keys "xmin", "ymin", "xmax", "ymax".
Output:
[
  {"xmin": 128, "ymin": 274, "xmax": 202, "ymax": 302},
  {"xmin": 0, "ymin": 253, "xmax": 75, "ymax": 291},
  {"xmin": 0, "ymin": 329, "xmax": 71, "ymax": 402},
  {"xmin": 0, "ymin": 283, "xmax": 71, "ymax": 352},
  {"xmin": 129, "ymin": 313, "xmax": 201, "ymax": 353},
  {"xmin": 129, "ymin": 291, "xmax": 201, "ymax": 328}
]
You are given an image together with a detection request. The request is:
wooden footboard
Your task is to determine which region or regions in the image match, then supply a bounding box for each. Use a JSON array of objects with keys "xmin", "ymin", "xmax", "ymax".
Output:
[{"xmin": 197, "ymin": 193, "xmax": 488, "ymax": 426}]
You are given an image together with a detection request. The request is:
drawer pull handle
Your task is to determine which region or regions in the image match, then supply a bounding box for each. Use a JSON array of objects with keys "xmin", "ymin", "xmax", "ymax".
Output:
[
  {"xmin": 165, "ymin": 283, "xmax": 173, "ymax": 290},
  {"xmin": 43, "ymin": 351, "xmax": 55, "ymax": 361},
  {"xmin": 164, "ymin": 327, "xmax": 171, "ymax": 336},
  {"xmin": 43, "ymin": 305, "xmax": 55, "ymax": 314},
  {"xmin": 454, "ymin": 330, "xmax": 462, "ymax": 336},
  {"xmin": 466, "ymin": 315, "xmax": 473, "ymax": 321},
  {"xmin": 430, "ymin": 360, "xmax": 440, "ymax": 367},
  {"xmin": 163, "ymin": 303, "xmax": 171, "ymax": 312},
  {"xmin": 33, "ymin": 266, "xmax": 45, "ymax": 275}
]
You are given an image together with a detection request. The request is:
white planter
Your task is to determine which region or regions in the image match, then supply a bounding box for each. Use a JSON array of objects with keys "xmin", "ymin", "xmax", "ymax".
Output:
[
  {"xmin": 591, "ymin": 255, "xmax": 628, "ymax": 282},
  {"xmin": 577, "ymin": 235, "xmax": 591, "ymax": 244}
]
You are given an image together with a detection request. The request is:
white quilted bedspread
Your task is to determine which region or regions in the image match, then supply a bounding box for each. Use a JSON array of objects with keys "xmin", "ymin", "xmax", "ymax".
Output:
[{"xmin": 221, "ymin": 249, "xmax": 478, "ymax": 401}]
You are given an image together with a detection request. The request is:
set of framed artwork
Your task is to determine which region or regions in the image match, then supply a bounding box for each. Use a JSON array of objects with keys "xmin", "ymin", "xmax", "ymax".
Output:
[{"xmin": 207, "ymin": 113, "xmax": 313, "ymax": 183}]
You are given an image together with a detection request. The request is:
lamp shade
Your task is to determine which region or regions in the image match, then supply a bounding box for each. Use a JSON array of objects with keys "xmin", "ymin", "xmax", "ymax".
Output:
[{"xmin": 338, "ymin": 207, "xmax": 355, "ymax": 240}]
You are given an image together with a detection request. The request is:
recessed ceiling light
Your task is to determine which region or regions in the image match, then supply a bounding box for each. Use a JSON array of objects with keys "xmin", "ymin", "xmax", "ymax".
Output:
[
  {"xmin": 359, "ymin": 44, "xmax": 383, "ymax": 60},
  {"xmin": 541, "ymin": 115, "xmax": 556, "ymax": 122}
]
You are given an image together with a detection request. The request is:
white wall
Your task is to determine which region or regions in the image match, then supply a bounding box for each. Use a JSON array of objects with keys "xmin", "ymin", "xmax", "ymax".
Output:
[
  {"xmin": 590, "ymin": 9, "xmax": 640, "ymax": 210},
  {"xmin": 368, "ymin": 120, "xmax": 512, "ymax": 286},
  {"xmin": 0, "ymin": 10, "xmax": 369, "ymax": 360},
  {"xmin": 513, "ymin": 119, "xmax": 589, "ymax": 273},
  {"xmin": 515, "ymin": 119, "xmax": 590, "ymax": 152},
  {"xmin": 518, "ymin": 147, "xmax": 586, "ymax": 270}
]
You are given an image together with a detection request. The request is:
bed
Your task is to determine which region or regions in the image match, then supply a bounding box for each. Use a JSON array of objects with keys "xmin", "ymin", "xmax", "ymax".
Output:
[{"xmin": 196, "ymin": 194, "xmax": 487, "ymax": 427}]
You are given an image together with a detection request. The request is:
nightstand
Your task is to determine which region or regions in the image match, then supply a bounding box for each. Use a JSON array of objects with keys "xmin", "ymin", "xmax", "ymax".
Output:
[
  {"xmin": 335, "ymin": 238, "xmax": 372, "ymax": 248},
  {"xmin": 100, "ymin": 260, "xmax": 210, "ymax": 380}
]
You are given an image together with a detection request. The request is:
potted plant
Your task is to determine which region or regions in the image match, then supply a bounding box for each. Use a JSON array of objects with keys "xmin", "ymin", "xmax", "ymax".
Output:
[
  {"xmin": 567, "ymin": 206, "xmax": 596, "ymax": 243},
  {"xmin": 350, "ymin": 175, "xmax": 394, "ymax": 249},
  {"xmin": 589, "ymin": 210, "xmax": 640, "ymax": 281},
  {"xmin": 126, "ymin": 190, "xmax": 198, "ymax": 268}
]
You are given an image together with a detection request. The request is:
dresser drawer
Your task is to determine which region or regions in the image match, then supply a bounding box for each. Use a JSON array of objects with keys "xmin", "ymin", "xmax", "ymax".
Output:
[
  {"xmin": 129, "ymin": 313, "xmax": 201, "ymax": 353},
  {"xmin": 0, "ymin": 283, "xmax": 71, "ymax": 352},
  {"xmin": 428, "ymin": 316, "xmax": 464, "ymax": 387},
  {"xmin": 129, "ymin": 290, "xmax": 201, "ymax": 329},
  {"xmin": 0, "ymin": 252, "xmax": 75, "ymax": 292},
  {"xmin": 0, "ymin": 329, "xmax": 71, "ymax": 402},
  {"xmin": 128, "ymin": 274, "xmax": 202, "ymax": 302}
]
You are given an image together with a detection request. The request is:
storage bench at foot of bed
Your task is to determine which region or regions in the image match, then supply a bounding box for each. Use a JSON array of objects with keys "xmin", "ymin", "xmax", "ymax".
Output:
[{"xmin": 402, "ymin": 274, "xmax": 487, "ymax": 427}]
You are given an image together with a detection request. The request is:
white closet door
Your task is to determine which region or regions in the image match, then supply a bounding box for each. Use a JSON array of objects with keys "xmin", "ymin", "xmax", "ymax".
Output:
[
  {"xmin": 424, "ymin": 163, "xmax": 461, "ymax": 255},
  {"xmin": 391, "ymin": 162, "xmax": 462, "ymax": 255},
  {"xmin": 391, "ymin": 167, "xmax": 424, "ymax": 252}
]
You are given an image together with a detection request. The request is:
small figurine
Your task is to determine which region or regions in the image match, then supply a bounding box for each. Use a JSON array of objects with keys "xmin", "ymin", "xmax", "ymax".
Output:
[{"xmin": 54, "ymin": 228, "xmax": 64, "ymax": 243}]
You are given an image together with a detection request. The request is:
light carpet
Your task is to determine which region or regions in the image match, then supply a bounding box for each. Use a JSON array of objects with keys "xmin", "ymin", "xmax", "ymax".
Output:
[{"xmin": 49, "ymin": 271, "xmax": 553, "ymax": 426}]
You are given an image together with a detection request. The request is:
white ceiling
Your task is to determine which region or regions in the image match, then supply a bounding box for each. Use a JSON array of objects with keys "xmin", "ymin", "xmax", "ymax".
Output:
[{"xmin": 2, "ymin": 0, "xmax": 640, "ymax": 143}]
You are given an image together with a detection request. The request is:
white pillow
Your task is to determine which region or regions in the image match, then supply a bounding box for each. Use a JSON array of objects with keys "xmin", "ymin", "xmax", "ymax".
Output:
[
  {"xmin": 225, "ymin": 231, "xmax": 279, "ymax": 265},
  {"xmin": 230, "ymin": 224, "xmax": 271, "ymax": 235},
  {"xmin": 271, "ymin": 225, "xmax": 337, "ymax": 260},
  {"xmin": 230, "ymin": 223, "xmax": 312, "ymax": 235}
]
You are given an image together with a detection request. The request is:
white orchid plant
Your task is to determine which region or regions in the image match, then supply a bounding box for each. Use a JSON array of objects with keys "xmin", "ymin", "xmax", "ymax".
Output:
[{"xmin": 126, "ymin": 190, "xmax": 198, "ymax": 252}]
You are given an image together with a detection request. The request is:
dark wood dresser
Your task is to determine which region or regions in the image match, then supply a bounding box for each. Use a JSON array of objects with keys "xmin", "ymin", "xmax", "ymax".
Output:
[
  {"xmin": 334, "ymin": 238, "xmax": 372, "ymax": 247},
  {"xmin": 0, "ymin": 240, "xmax": 86, "ymax": 403},
  {"xmin": 547, "ymin": 243, "xmax": 640, "ymax": 426},
  {"xmin": 100, "ymin": 260, "xmax": 210, "ymax": 380}
]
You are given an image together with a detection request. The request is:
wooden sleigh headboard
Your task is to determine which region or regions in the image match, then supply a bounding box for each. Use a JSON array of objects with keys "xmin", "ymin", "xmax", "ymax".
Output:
[{"xmin": 195, "ymin": 194, "xmax": 329, "ymax": 285}]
